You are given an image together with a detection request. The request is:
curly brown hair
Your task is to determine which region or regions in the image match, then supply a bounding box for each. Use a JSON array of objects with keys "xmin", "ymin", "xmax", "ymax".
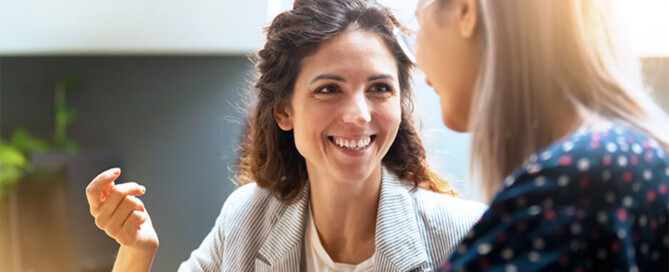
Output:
[{"xmin": 236, "ymin": 0, "xmax": 455, "ymax": 202}]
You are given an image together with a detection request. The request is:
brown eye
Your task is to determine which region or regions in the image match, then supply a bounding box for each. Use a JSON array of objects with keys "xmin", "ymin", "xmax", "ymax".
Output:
[
  {"xmin": 315, "ymin": 84, "xmax": 341, "ymax": 94},
  {"xmin": 368, "ymin": 83, "xmax": 392, "ymax": 93}
]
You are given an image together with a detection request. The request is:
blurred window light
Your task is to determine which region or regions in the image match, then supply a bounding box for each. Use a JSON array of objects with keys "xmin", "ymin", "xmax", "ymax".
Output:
[{"xmin": 614, "ymin": 0, "xmax": 669, "ymax": 57}]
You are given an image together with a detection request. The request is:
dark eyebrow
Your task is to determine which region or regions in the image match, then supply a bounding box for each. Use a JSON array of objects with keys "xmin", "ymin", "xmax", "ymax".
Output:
[
  {"xmin": 310, "ymin": 74, "xmax": 346, "ymax": 84},
  {"xmin": 309, "ymin": 73, "xmax": 395, "ymax": 84},
  {"xmin": 368, "ymin": 74, "xmax": 395, "ymax": 81}
]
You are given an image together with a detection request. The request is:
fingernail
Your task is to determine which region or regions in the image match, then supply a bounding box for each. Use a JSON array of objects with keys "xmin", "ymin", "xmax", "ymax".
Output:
[
  {"xmin": 112, "ymin": 168, "xmax": 120, "ymax": 176},
  {"xmin": 140, "ymin": 186, "xmax": 146, "ymax": 193}
]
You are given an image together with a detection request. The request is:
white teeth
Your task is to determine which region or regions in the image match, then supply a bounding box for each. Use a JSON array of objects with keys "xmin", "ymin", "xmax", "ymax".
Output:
[{"xmin": 333, "ymin": 136, "xmax": 372, "ymax": 150}]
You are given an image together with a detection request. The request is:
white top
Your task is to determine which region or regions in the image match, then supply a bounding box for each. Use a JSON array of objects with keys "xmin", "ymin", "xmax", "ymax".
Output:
[{"xmin": 304, "ymin": 206, "xmax": 374, "ymax": 272}]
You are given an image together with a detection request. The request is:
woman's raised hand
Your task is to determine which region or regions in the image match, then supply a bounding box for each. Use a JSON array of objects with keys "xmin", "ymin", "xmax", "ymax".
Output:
[{"xmin": 85, "ymin": 168, "xmax": 159, "ymax": 253}]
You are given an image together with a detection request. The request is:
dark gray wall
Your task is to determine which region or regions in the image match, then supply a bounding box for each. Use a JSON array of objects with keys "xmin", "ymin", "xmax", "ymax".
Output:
[{"xmin": 1, "ymin": 56, "xmax": 253, "ymax": 271}]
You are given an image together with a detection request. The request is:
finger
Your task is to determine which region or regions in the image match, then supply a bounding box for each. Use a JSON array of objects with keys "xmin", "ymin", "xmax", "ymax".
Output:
[
  {"xmin": 123, "ymin": 210, "xmax": 148, "ymax": 242},
  {"xmin": 90, "ymin": 182, "xmax": 145, "ymax": 217},
  {"xmin": 106, "ymin": 196, "xmax": 145, "ymax": 238},
  {"xmin": 86, "ymin": 168, "xmax": 121, "ymax": 210},
  {"xmin": 114, "ymin": 182, "xmax": 147, "ymax": 197}
]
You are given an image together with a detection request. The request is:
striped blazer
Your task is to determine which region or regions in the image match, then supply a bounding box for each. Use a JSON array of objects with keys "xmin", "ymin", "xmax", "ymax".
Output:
[{"xmin": 178, "ymin": 168, "xmax": 487, "ymax": 272}]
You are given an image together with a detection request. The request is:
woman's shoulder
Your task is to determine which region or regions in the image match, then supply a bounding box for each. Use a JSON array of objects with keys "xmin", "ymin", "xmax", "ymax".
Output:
[
  {"xmin": 218, "ymin": 182, "xmax": 282, "ymax": 226},
  {"xmin": 499, "ymin": 119, "xmax": 668, "ymax": 210},
  {"xmin": 411, "ymin": 188, "xmax": 488, "ymax": 234}
]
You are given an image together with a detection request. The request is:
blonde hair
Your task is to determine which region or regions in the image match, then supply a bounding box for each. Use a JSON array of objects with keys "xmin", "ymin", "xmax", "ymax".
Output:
[{"xmin": 467, "ymin": 0, "xmax": 669, "ymax": 202}]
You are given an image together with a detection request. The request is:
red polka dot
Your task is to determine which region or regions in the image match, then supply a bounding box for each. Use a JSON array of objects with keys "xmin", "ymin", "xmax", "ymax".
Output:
[
  {"xmin": 544, "ymin": 209, "xmax": 556, "ymax": 221},
  {"xmin": 591, "ymin": 140, "xmax": 599, "ymax": 149},
  {"xmin": 645, "ymin": 150, "xmax": 654, "ymax": 161},
  {"xmin": 441, "ymin": 261, "xmax": 451, "ymax": 270},
  {"xmin": 591, "ymin": 229, "xmax": 600, "ymax": 239},
  {"xmin": 623, "ymin": 172, "xmax": 633, "ymax": 183},
  {"xmin": 580, "ymin": 177, "xmax": 590, "ymax": 188},
  {"xmin": 555, "ymin": 226, "xmax": 565, "ymax": 235},
  {"xmin": 579, "ymin": 198, "xmax": 590, "ymax": 209},
  {"xmin": 559, "ymin": 254, "xmax": 570, "ymax": 265},
  {"xmin": 611, "ymin": 241, "xmax": 621, "ymax": 252},
  {"xmin": 516, "ymin": 221, "xmax": 528, "ymax": 231},
  {"xmin": 559, "ymin": 155, "xmax": 572, "ymax": 166},
  {"xmin": 479, "ymin": 257, "xmax": 490, "ymax": 270},
  {"xmin": 496, "ymin": 231, "xmax": 507, "ymax": 243},
  {"xmin": 630, "ymin": 155, "xmax": 639, "ymax": 166},
  {"xmin": 647, "ymin": 191, "xmax": 657, "ymax": 202},
  {"xmin": 651, "ymin": 219, "xmax": 658, "ymax": 230},
  {"xmin": 659, "ymin": 184, "xmax": 667, "ymax": 194},
  {"xmin": 574, "ymin": 267, "xmax": 584, "ymax": 272},
  {"xmin": 617, "ymin": 209, "xmax": 627, "ymax": 221},
  {"xmin": 643, "ymin": 140, "xmax": 650, "ymax": 148},
  {"xmin": 627, "ymin": 135, "xmax": 635, "ymax": 143},
  {"xmin": 603, "ymin": 155, "xmax": 612, "ymax": 166},
  {"xmin": 633, "ymin": 233, "xmax": 641, "ymax": 243}
]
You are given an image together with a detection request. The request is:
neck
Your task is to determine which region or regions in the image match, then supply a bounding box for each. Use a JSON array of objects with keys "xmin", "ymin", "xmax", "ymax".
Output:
[{"xmin": 308, "ymin": 165, "xmax": 381, "ymax": 264}]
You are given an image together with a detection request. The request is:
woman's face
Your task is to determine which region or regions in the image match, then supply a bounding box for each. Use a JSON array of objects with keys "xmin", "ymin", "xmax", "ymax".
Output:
[
  {"xmin": 276, "ymin": 30, "xmax": 401, "ymax": 183},
  {"xmin": 415, "ymin": 0, "xmax": 481, "ymax": 132}
]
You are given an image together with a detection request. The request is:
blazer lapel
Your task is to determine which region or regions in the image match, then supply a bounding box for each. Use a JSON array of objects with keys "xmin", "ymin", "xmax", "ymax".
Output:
[
  {"xmin": 255, "ymin": 182, "xmax": 310, "ymax": 272},
  {"xmin": 374, "ymin": 168, "xmax": 431, "ymax": 272}
]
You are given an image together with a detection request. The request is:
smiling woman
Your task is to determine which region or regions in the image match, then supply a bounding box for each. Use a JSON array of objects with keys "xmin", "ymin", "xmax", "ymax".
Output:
[{"xmin": 83, "ymin": 0, "xmax": 487, "ymax": 271}]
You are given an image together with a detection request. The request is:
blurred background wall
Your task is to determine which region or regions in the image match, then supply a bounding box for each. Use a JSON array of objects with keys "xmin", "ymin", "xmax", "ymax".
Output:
[{"xmin": 0, "ymin": 0, "xmax": 667, "ymax": 271}]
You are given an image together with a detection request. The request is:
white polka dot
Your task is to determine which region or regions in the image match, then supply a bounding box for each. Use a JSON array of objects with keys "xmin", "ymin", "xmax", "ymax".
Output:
[
  {"xmin": 641, "ymin": 243, "xmax": 649, "ymax": 255},
  {"xmin": 663, "ymin": 235, "xmax": 669, "ymax": 246},
  {"xmin": 558, "ymin": 175, "xmax": 570, "ymax": 187},
  {"xmin": 606, "ymin": 142, "xmax": 618, "ymax": 153},
  {"xmin": 504, "ymin": 176, "xmax": 515, "ymax": 187},
  {"xmin": 630, "ymin": 265, "xmax": 639, "ymax": 272},
  {"xmin": 501, "ymin": 248, "xmax": 514, "ymax": 260},
  {"xmin": 606, "ymin": 192, "xmax": 616, "ymax": 203},
  {"xmin": 666, "ymin": 167, "xmax": 669, "ymax": 176},
  {"xmin": 505, "ymin": 264, "xmax": 518, "ymax": 272},
  {"xmin": 534, "ymin": 176, "xmax": 546, "ymax": 187},
  {"xmin": 529, "ymin": 154, "xmax": 538, "ymax": 162},
  {"xmin": 620, "ymin": 142, "xmax": 629, "ymax": 152},
  {"xmin": 586, "ymin": 260, "xmax": 594, "ymax": 269},
  {"xmin": 650, "ymin": 139, "xmax": 660, "ymax": 148},
  {"xmin": 543, "ymin": 198, "xmax": 554, "ymax": 209},
  {"xmin": 617, "ymin": 229, "xmax": 627, "ymax": 239},
  {"xmin": 632, "ymin": 183, "xmax": 641, "ymax": 192},
  {"xmin": 466, "ymin": 230, "xmax": 475, "ymax": 239},
  {"xmin": 458, "ymin": 244, "xmax": 468, "ymax": 254},
  {"xmin": 643, "ymin": 170, "xmax": 652, "ymax": 181},
  {"xmin": 563, "ymin": 141, "xmax": 574, "ymax": 152},
  {"xmin": 526, "ymin": 163, "xmax": 541, "ymax": 174},
  {"xmin": 618, "ymin": 156, "xmax": 628, "ymax": 167},
  {"xmin": 577, "ymin": 158, "xmax": 590, "ymax": 172},
  {"xmin": 660, "ymin": 215, "xmax": 667, "ymax": 224},
  {"xmin": 597, "ymin": 212, "xmax": 608, "ymax": 223},
  {"xmin": 632, "ymin": 143, "xmax": 643, "ymax": 154},
  {"xmin": 651, "ymin": 251, "xmax": 660, "ymax": 260},
  {"xmin": 478, "ymin": 243, "xmax": 492, "ymax": 255},
  {"xmin": 528, "ymin": 205, "xmax": 542, "ymax": 216},
  {"xmin": 515, "ymin": 197, "xmax": 527, "ymax": 207},
  {"xmin": 602, "ymin": 170, "xmax": 612, "ymax": 181},
  {"xmin": 615, "ymin": 128, "xmax": 624, "ymax": 135},
  {"xmin": 528, "ymin": 251, "xmax": 541, "ymax": 262},
  {"xmin": 532, "ymin": 238, "xmax": 545, "ymax": 249},
  {"xmin": 623, "ymin": 196, "xmax": 634, "ymax": 207},
  {"xmin": 501, "ymin": 214, "xmax": 511, "ymax": 223},
  {"xmin": 570, "ymin": 223, "xmax": 582, "ymax": 235},
  {"xmin": 639, "ymin": 215, "xmax": 648, "ymax": 227},
  {"xmin": 540, "ymin": 151, "xmax": 552, "ymax": 161},
  {"xmin": 597, "ymin": 248, "xmax": 607, "ymax": 259},
  {"xmin": 570, "ymin": 240, "xmax": 580, "ymax": 251}
]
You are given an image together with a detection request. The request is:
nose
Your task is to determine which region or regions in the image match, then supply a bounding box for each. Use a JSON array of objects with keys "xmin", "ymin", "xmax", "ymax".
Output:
[{"xmin": 341, "ymin": 92, "xmax": 372, "ymax": 126}]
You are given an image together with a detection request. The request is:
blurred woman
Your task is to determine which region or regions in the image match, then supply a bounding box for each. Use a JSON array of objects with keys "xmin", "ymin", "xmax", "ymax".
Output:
[
  {"xmin": 85, "ymin": 0, "xmax": 487, "ymax": 271},
  {"xmin": 406, "ymin": 0, "xmax": 669, "ymax": 270}
]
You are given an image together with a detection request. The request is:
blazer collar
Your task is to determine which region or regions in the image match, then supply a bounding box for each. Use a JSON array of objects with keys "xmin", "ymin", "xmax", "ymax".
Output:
[
  {"xmin": 256, "ymin": 182, "xmax": 310, "ymax": 272},
  {"xmin": 255, "ymin": 167, "xmax": 430, "ymax": 271},
  {"xmin": 374, "ymin": 167, "xmax": 430, "ymax": 271}
]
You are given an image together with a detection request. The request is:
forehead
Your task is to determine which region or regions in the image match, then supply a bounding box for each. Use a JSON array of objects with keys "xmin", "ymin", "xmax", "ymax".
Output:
[{"xmin": 298, "ymin": 30, "xmax": 399, "ymax": 80}]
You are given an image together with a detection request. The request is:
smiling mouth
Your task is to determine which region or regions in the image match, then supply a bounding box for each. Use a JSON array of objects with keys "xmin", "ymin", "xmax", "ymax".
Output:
[{"xmin": 327, "ymin": 135, "xmax": 376, "ymax": 151}]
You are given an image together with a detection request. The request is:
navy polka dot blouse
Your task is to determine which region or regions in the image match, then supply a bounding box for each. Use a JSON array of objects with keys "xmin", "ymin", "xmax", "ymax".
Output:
[{"xmin": 441, "ymin": 121, "xmax": 669, "ymax": 272}]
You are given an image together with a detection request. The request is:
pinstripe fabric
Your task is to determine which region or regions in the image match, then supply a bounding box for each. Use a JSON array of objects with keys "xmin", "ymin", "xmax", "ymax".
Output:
[{"xmin": 178, "ymin": 168, "xmax": 487, "ymax": 272}]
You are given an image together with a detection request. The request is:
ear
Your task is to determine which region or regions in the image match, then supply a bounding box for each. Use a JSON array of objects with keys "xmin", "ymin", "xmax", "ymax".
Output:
[
  {"xmin": 458, "ymin": 0, "xmax": 479, "ymax": 39},
  {"xmin": 274, "ymin": 101, "xmax": 294, "ymax": 131}
]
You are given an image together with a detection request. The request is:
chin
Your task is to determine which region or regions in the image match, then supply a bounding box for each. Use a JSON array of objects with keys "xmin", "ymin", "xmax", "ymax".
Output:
[{"xmin": 441, "ymin": 114, "xmax": 469, "ymax": 133}]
